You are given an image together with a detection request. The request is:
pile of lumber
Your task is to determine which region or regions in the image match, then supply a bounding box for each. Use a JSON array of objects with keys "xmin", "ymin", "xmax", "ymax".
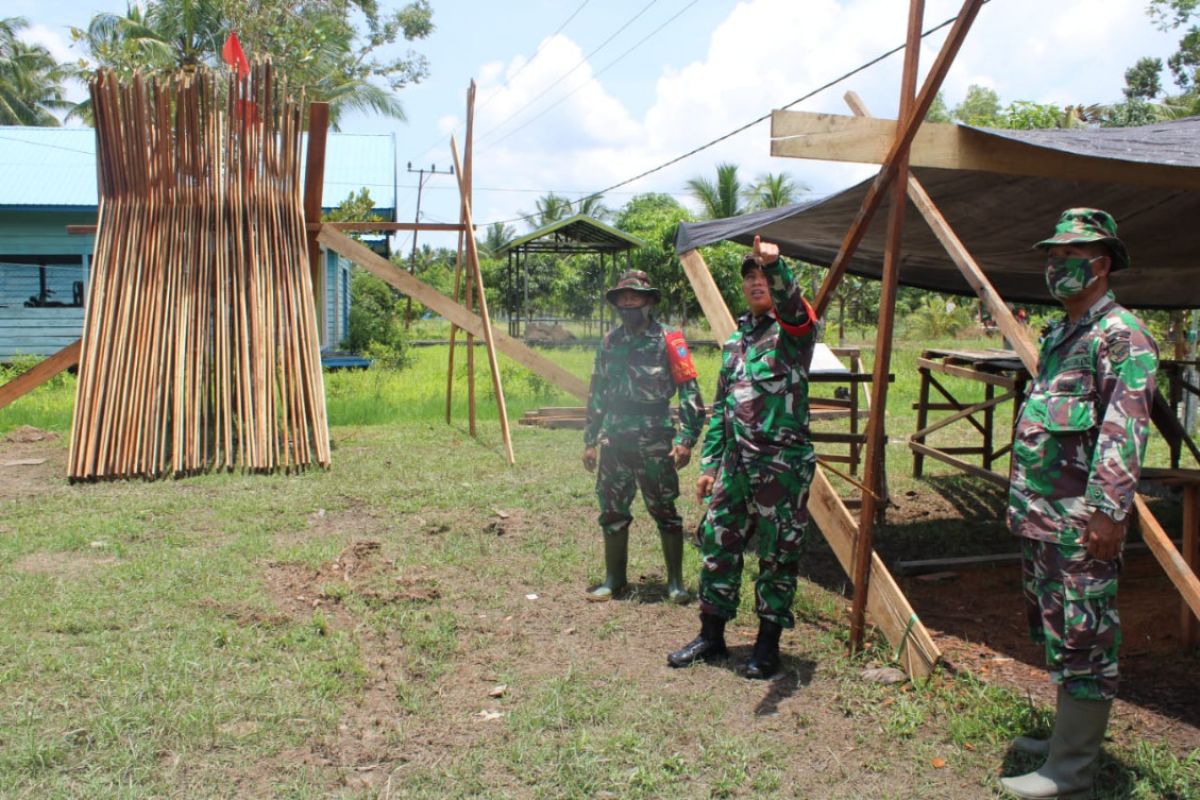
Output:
[{"xmin": 69, "ymin": 66, "xmax": 330, "ymax": 480}]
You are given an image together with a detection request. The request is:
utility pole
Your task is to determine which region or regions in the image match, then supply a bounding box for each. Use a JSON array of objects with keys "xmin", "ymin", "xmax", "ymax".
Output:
[{"xmin": 404, "ymin": 161, "xmax": 455, "ymax": 328}]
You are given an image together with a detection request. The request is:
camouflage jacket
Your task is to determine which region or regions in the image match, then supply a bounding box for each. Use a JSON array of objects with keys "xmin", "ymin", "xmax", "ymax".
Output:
[
  {"xmin": 1008, "ymin": 291, "xmax": 1158, "ymax": 543},
  {"xmin": 584, "ymin": 319, "xmax": 706, "ymax": 449},
  {"xmin": 700, "ymin": 257, "xmax": 818, "ymax": 473}
]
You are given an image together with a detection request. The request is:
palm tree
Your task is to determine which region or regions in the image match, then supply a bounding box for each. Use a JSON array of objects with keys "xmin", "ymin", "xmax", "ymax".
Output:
[
  {"xmin": 576, "ymin": 193, "xmax": 608, "ymax": 221},
  {"xmin": 524, "ymin": 192, "xmax": 572, "ymax": 229},
  {"xmin": 0, "ymin": 17, "xmax": 74, "ymax": 125},
  {"xmin": 479, "ymin": 222, "xmax": 516, "ymax": 257},
  {"xmin": 743, "ymin": 172, "xmax": 806, "ymax": 211},
  {"xmin": 686, "ymin": 162, "xmax": 743, "ymax": 219}
]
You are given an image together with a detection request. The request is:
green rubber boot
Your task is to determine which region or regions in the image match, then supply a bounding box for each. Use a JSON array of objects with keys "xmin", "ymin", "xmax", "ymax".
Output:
[
  {"xmin": 1000, "ymin": 687, "xmax": 1111, "ymax": 799},
  {"xmin": 587, "ymin": 529, "xmax": 628, "ymax": 601},
  {"xmin": 660, "ymin": 530, "xmax": 690, "ymax": 604}
]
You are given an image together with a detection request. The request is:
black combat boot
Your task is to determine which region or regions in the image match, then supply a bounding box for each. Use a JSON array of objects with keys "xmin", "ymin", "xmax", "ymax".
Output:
[
  {"xmin": 742, "ymin": 618, "xmax": 783, "ymax": 679},
  {"xmin": 667, "ymin": 613, "xmax": 728, "ymax": 667}
]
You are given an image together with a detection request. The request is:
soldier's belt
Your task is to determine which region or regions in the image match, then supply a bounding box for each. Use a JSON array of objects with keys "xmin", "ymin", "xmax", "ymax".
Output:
[{"xmin": 607, "ymin": 398, "xmax": 671, "ymax": 416}]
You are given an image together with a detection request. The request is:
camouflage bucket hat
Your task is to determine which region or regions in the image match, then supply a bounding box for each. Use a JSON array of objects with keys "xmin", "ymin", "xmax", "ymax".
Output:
[
  {"xmin": 1034, "ymin": 208, "xmax": 1130, "ymax": 271},
  {"xmin": 605, "ymin": 270, "xmax": 660, "ymax": 305}
]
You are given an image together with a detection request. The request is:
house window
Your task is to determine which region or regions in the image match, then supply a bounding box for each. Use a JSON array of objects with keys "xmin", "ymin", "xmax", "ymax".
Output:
[{"xmin": 0, "ymin": 256, "xmax": 86, "ymax": 309}]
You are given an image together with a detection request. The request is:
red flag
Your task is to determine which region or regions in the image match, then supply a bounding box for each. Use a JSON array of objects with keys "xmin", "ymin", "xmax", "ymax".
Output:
[{"xmin": 222, "ymin": 32, "xmax": 250, "ymax": 80}]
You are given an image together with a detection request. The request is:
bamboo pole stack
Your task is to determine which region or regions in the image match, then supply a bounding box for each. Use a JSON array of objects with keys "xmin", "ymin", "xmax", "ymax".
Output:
[{"xmin": 69, "ymin": 65, "xmax": 330, "ymax": 480}]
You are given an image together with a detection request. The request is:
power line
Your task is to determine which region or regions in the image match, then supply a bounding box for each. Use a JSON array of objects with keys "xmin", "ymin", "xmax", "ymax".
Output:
[
  {"xmin": 482, "ymin": 0, "xmax": 699, "ymax": 153},
  {"xmin": 479, "ymin": 4, "xmax": 975, "ymax": 229},
  {"xmin": 475, "ymin": 0, "xmax": 661, "ymax": 146}
]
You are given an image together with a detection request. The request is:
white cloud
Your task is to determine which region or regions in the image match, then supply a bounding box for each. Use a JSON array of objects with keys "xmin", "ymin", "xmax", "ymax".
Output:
[
  {"xmin": 20, "ymin": 23, "xmax": 78, "ymax": 65},
  {"xmin": 420, "ymin": 0, "xmax": 1182, "ymax": 232}
]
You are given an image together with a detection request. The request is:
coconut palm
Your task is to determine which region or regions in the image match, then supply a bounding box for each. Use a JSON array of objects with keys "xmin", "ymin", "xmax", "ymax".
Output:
[
  {"xmin": 686, "ymin": 162, "xmax": 743, "ymax": 219},
  {"xmin": 524, "ymin": 192, "xmax": 572, "ymax": 229},
  {"xmin": 479, "ymin": 222, "xmax": 516, "ymax": 257},
  {"xmin": 0, "ymin": 17, "xmax": 74, "ymax": 125},
  {"xmin": 743, "ymin": 172, "xmax": 806, "ymax": 211},
  {"xmin": 576, "ymin": 193, "xmax": 609, "ymax": 221}
]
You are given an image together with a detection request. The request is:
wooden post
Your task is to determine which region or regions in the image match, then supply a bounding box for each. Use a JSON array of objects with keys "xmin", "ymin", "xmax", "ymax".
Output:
[
  {"xmin": 913, "ymin": 360, "xmax": 931, "ymax": 478},
  {"xmin": 848, "ymin": 0, "xmax": 923, "ymax": 656},
  {"xmin": 303, "ymin": 103, "xmax": 330, "ymax": 340},
  {"xmin": 1183, "ymin": 485, "xmax": 1199, "ymax": 647},
  {"xmin": 0, "ymin": 340, "xmax": 82, "ymax": 411},
  {"xmin": 983, "ymin": 381, "xmax": 996, "ymax": 471},
  {"xmin": 463, "ymin": 83, "xmax": 478, "ymax": 437},
  {"xmin": 451, "ymin": 135, "xmax": 512, "ymax": 464},
  {"xmin": 813, "ymin": 0, "xmax": 986, "ymax": 318}
]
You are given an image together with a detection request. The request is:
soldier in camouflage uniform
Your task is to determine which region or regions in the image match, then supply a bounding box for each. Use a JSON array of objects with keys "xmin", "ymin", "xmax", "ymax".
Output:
[
  {"xmin": 582, "ymin": 270, "xmax": 705, "ymax": 603},
  {"xmin": 667, "ymin": 236, "xmax": 818, "ymax": 679},
  {"xmin": 1001, "ymin": 209, "xmax": 1158, "ymax": 800}
]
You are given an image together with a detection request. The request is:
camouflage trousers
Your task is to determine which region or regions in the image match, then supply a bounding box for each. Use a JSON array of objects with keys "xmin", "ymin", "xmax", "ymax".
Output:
[
  {"xmin": 596, "ymin": 434, "xmax": 683, "ymax": 538},
  {"xmin": 1021, "ymin": 538, "xmax": 1121, "ymax": 701},
  {"xmin": 697, "ymin": 450, "xmax": 815, "ymax": 628}
]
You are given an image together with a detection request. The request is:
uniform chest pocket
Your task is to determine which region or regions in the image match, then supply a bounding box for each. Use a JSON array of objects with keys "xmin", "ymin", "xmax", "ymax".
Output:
[
  {"xmin": 1040, "ymin": 370, "xmax": 1097, "ymax": 434},
  {"xmin": 746, "ymin": 349, "xmax": 788, "ymax": 395}
]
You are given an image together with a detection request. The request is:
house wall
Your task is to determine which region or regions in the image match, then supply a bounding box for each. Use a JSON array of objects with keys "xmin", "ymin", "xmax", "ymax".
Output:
[{"xmin": 0, "ymin": 210, "xmax": 95, "ymax": 360}]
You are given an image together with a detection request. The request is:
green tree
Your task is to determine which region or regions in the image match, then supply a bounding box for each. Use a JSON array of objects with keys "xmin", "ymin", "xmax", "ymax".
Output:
[
  {"xmin": 71, "ymin": 0, "xmax": 433, "ymax": 127},
  {"xmin": 687, "ymin": 162, "xmax": 744, "ymax": 219},
  {"xmin": 952, "ymin": 84, "xmax": 1001, "ymax": 126},
  {"xmin": 0, "ymin": 17, "xmax": 74, "ymax": 125},
  {"xmin": 742, "ymin": 172, "xmax": 805, "ymax": 211},
  {"xmin": 925, "ymin": 91, "xmax": 952, "ymax": 123},
  {"xmin": 576, "ymin": 193, "xmax": 609, "ymax": 221},
  {"xmin": 1124, "ymin": 56, "xmax": 1164, "ymax": 100}
]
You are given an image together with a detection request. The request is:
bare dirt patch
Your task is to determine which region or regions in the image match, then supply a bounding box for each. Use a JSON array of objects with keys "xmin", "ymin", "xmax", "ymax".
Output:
[
  {"xmin": 0, "ymin": 432, "xmax": 67, "ymax": 502},
  {"xmin": 12, "ymin": 549, "xmax": 118, "ymax": 579}
]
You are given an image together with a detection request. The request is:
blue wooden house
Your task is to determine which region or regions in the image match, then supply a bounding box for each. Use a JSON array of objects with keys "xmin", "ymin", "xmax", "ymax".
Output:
[{"xmin": 0, "ymin": 125, "xmax": 397, "ymax": 361}]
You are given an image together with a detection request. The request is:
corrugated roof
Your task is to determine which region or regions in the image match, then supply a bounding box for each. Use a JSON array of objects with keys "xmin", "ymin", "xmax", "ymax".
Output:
[
  {"xmin": 499, "ymin": 213, "xmax": 647, "ymax": 255},
  {"xmin": 0, "ymin": 126, "xmax": 396, "ymax": 213}
]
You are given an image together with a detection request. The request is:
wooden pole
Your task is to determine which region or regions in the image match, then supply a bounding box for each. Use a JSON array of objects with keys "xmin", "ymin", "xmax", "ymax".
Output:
[
  {"xmin": 451, "ymin": 136, "xmax": 513, "ymax": 464},
  {"xmin": 303, "ymin": 102, "xmax": 329, "ymax": 344},
  {"xmin": 848, "ymin": 0, "xmax": 924, "ymax": 655},
  {"xmin": 0, "ymin": 340, "xmax": 81, "ymax": 412},
  {"xmin": 464, "ymin": 82, "xmax": 478, "ymax": 437},
  {"xmin": 813, "ymin": 0, "xmax": 986, "ymax": 317}
]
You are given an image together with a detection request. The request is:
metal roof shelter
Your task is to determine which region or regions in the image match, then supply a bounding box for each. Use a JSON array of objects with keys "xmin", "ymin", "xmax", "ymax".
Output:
[
  {"xmin": 676, "ymin": 115, "xmax": 1200, "ymax": 310},
  {"xmin": 496, "ymin": 213, "xmax": 647, "ymax": 338}
]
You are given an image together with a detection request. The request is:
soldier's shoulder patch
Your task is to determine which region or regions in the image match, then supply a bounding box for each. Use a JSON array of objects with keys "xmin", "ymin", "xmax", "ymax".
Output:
[{"xmin": 1107, "ymin": 330, "xmax": 1131, "ymax": 364}]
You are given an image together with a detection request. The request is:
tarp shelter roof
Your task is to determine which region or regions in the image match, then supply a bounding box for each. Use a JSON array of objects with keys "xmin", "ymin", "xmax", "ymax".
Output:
[
  {"xmin": 500, "ymin": 213, "xmax": 647, "ymax": 255},
  {"xmin": 676, "ymin": 116, "xmax": 1200, "ymax": 310}
]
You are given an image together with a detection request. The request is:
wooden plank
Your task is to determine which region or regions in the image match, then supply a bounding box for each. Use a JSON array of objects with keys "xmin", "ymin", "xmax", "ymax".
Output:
[
  {"xmin": 1136, "ymin": 494, "xmax": 1200, "ymax": 622},
  {"xmin": 808, "ymin": 469, "xmax": 940, "ymax": 678},
  {"xmin": 679, "ymin": 249, "xmax": 736, "ymax": 342},
  {"xmin": 1183, "ymin": 485, "xmax": 1199, "ymax": 647},
  {"xmin": 916, "ymin": 358, "xmax": 1018, "ymax": 388},
  {"xmin": 0, "ymin": 339, "xmax": 80, "ymax": 411},
  {"xmin": 771, "ymin": 110, "xmax": 1200, "ymax": 191},
  {"xmin": 317, "ymin": 226, "xmax": 589, "ymax": 401},
  {"xmin": 910, "ymin": 390, "xmax": 1014, "ymax": 441},
  {"xmin": 908, "ymin": 441, "xmax": 1008, "ymax": 488}
]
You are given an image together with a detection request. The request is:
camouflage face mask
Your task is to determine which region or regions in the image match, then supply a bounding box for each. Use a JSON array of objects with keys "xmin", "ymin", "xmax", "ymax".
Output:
[
  {"xmin": 1045, "ymin": 255, "xmax": 1101, "ymax": 301},
  {"xmin": 617, "ymin": 306, "xmax": 651, "ymax": 327}
]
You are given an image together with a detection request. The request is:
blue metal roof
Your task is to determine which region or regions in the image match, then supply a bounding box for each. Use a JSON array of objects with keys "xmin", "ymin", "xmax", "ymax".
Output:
[{"xmin": 0, "ymin": 126, "xmax": 396, "ymax": 215}]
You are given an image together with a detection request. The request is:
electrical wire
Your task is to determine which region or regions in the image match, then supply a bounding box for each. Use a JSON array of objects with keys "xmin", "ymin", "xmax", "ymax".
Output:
[{"xmin": 479, "ymin": 4, "xmax": 976, "ymax": 229}]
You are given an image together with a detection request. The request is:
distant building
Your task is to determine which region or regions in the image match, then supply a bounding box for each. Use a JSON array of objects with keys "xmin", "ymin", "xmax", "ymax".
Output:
[{"xmin": 0, "ymin": 125, "xmax": 397, "ymax": 361}]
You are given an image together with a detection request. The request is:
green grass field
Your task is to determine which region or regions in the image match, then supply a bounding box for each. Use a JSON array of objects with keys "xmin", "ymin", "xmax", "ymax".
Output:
[{"xmin": 0, "ymin": 335, "xmax": 1196, "ymax": 798}]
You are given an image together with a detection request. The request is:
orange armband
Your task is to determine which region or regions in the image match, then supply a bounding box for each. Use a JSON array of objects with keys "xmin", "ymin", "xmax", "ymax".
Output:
[{"xmin": 664, "ymin": 330, "xmax": 698, "ymax": 384}]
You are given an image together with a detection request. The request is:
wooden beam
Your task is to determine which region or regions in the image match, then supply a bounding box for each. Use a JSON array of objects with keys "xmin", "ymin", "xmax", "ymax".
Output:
[
  {"xmin": 1136, "ymin": 494, "xmax": 1200, "ymax": 622},
  {"xmin": 772, "ymin": 110, "xmax": 1200, "ymax": 191},
  {"xmin": 303, "ymin": 102, "xmax": 330, "ymax": 335},
  {"xmin": 451, "ymin": 133, "xmax": 514, "ymax": 465},
  {"xmin": 910, "ymin": 390, "xmax": 1015, "ymax": 441},
  {"xmin": 676, "ymin": 220, "xmax": 940, "ymax": 678},
  {"xmin": 317, "ymin": 226, "xmax": 588, "ymax": 401},
  {"xmin": 809, "ymin": 469, "xmax": 940, "ymax": 678},
  {"xmin": 810, "ymin": 0, "xmax": 986, "ymax": 318},
  {"xmin": 1183, "ymin": 485, "xmax": 1199, "ymax": 647},
  {"xmin": 679, "ymin": 249, "xmax": 735, "ymax": 341},
  {"xmin": 908, "ymin": 441, "xmax": 1009, "ymax": 488},
  {"xmin": 0, "ymin": 339, "xmax": 81, "ymax": 412},
  {"xmin": 849, "ymin": 0, "xmax": 924, "ymax": 655}
]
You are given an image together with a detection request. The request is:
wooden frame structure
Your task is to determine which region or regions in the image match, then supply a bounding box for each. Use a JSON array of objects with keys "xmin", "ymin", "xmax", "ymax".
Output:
[
  {"xmin": 755, "ymin": 0, "xmax": 1200, "ymax": 662},
  {"xmin": 909, "ymin": 348, "xmax": 1027, "ymax": 488}
]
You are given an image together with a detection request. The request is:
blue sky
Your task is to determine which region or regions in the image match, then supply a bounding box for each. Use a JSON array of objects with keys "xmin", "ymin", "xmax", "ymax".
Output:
[{"xmin": 11, "ymin": 0, "xmax": 1185, "ymax": 252}]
